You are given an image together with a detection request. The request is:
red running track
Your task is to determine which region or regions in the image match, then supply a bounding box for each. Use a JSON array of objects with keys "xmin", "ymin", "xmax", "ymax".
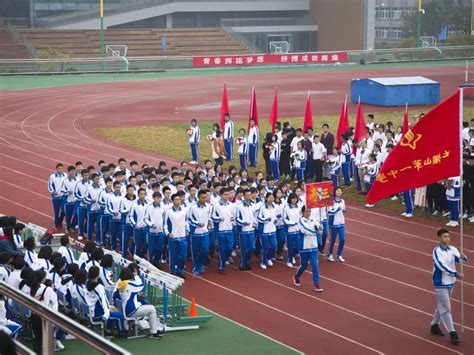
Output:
[{"xmin": 0, "ymin": 66, "xmax": 473, "ymax": 354}]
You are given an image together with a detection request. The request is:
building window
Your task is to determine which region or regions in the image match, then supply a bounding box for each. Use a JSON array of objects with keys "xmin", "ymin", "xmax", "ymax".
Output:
[{"xmin": 375, "ymin": 27, "xmax": 403, "ymax": 39}]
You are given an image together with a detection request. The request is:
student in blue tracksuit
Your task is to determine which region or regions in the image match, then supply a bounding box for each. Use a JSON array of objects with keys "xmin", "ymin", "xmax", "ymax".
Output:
[
  {"xmin": 211, "ymin": 188, "xmax": 235, "ymax": 274},
  {"xmin": 236, "ymin": 189, "xmax": 256, "ymax": 271},
  {"xmin": 293, "ymin": 205, "xmax": 323, "ymax": 292},
  {"xmin": 329, "ymin": 148, "xmax": 343, "ymax": 189},
  {"xmin": 445, "ymin": 177, "xmax": 461, "ymax": 227},
  {"xmin": 85, "ymin": 174, "xmax": 102, "ymax": 242},
  {"xmin": 48, "ymin": 163, "xmax": 66, "ymax": 230},
  {"xmin": 163, "ymin": 194, "xmax": 188, "ymax": 278},
  {"xmin": 237, "ymin": 128, "xmax": 249, "ymax": 169},
  {"xmin": 188, "ymin": 190, "xmax": 212, "ymax": 276},
  {"xmin": 248, "ymin": 118, "xmax": 259, "ymax": 167},
  {"xmin": 364, "ymin": 153, "xmax": 378, "ymax": 208},
  {"xmin": 130, "ymin": 188, "xmax": 148, "ymax": 258},
  {"xmin": 106, "ymin": 181, "xmax": 123, "ymax": 252},
  {"xmin": 61, "ymin": 165, "xmax": 77, "ymax": 233},
  {"xmin": 341, "ymin": 134, "xmax": 352, "ymax": 186},
  {"xmin": 269, "ymin": 134, "xmax": 281, "ymax": 180},
  {"xmin": 223, "ymin": 114, "xmax": 234, "ymax": 161},
  {"xmin": 144, "ymin": 191, "xmax": 165, "ymax": 267},
  {"xmin": 256, "ymin": 193, "xmax": 279, "ymax": 269},
  {"xmin": 293, "ymin": 141, "xmax": 307, "ymax": 181},
  {"xmin": 74, "ymin": 169, "xmax": 90, "ymax": 241},
  {"xmin": 401, "ymin": 190, "xmax": 414, "ymax": 218},
  {"xmin": 119, "ymin": 185, "xmax": 137, "ymax": 258},
  {"xmin": 312, "ymin": 206, "xmax": 328, "ymax": 256},
  {"xmin": 188, "ymin": 119, "xmax": 200, "ymax": 164},
  {"xmin": 283, "ymin": 193, "xmax": 300, "ymax": 267},
  {"xmin": 327, "ymin": 187, "xmax": 346, "ymax": 263}
]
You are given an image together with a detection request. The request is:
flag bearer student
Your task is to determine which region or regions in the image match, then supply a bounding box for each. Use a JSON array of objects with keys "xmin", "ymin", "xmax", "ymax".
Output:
[
  {"xmin": 106, "ymin": 181, "xmax": 123, "ymax": 252},
  {"xmin": 269, "ymin": 134, "xmax": 281, "ymax": 180},
  {"xmin": 237, "ymin": 128, "xmax": 249, "ymax": 169},
  {"xmin": 188, "ymin": 190, "xmax": 212, "ymax": 276},
  {"xmin": 236, "ymin": 189, "xmax": 256, "ymax": 271},
  {"xmin": 445, "ymin": 177, "xmax": 461, "ymax": 227},
  {"xmin": 163, "ymin": 194, "xmax": 188, "ymax": 278},
  {"xmin": 430, "ymin": 228, "xmax": 467, "ymax": 345},
  {"xmin": 211, "ymin": 188, "xmax": 235, "ymax": 274},
  {"xmin": 74, "ymin": 169, "xmax": 91, "ymax": 240},
  {"xmin": 57, "ymin": 235, "xmax": 76, "ymax": 266},
  {"xmin": 293, "ymin": 205, "xmax": 324, "ymax": 292},
  {"xmin": 340, "ymin": 134, "xmax": 352, "ymax": 186},
  {"xmin": 85, "ymin": 174, "xmax": 102, "ymax": 242},
  {"xmin": 144, "ymin": 191, "xmax": 166, "ymax": 268},
  {"xmin": 248, "ymin": 118, "xmax": 259, "ymax": 167},
  {"xmin": 327, "ymin": 187, "xmax": 346, "ymax": 263},
  {"xmin": 223, "ymin": 113, "xmax": 234, "ymax": 161},
  {"xmin": 97, "ymin": 177, "xmax": 113, "ymax": 246},
  {"xmin": 130, "ymin": 188, "xmax": 148, "ymax": 258},
  {"xmin": 363, "ymin": 153, "xmax": 378, "ymax": 208},
  {"xmin": 119, "ymin": 185, "xmax": 137, "ymax": 258},
  {"xmin": 188, "ymin": 118, "xmax": 200, "ymax": 164},
  {"xmin": 283, "ymin": 193, "xmax": 301, "ymax": 267},
  {"xmin": 48, "ymin": 163, "xmax": 66, "ymax": 230},
  {"xmin": 311, "ymin": 206, "xmax": 328, "ymax": 256},
  {"xmin": 293, "ymin": 141, "xmax": 307, "ymax": 181},
  {"xmin": 256, "ymin": 192, "xmax": 280, "ymax": 269},
  {"xmin": 61, "ymin": 165, "xmax": 77, "ymax": 233}
]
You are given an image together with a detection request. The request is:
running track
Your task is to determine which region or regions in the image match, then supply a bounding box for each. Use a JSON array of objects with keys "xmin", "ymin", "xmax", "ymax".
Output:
[{"xmin": 1, "ymin": 65, "xmax": 473, "ymax": 354}]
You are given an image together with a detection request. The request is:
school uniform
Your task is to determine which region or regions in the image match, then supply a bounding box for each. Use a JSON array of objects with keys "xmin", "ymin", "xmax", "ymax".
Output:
[
  {"xmin": 119, "ymin": 196, "xmax": 137, "ymax": 258},
  {"xmin": 329, "ymin": 154, "xmax": 342, "ymax": 188},
  {"xmin": 364, "ymin": 161, "xmax": 378, "ymax": 193},
  {"xmin": 328, "ymin": 199, "xmax": 346, "ymax": 259},
  {"xmin": 211, "ymin": 200, "xmax": 235, "ymax": 272},
  {"xmin": 269, "ymin": 142, "xmax": 281, "ymax": 180},
  {"xmin": 163, "ymin": 206, "xmax": 188, "ymax": 277},
  {"xmin": 237, "ymin": 136, "xmax": 249, "ymax": 169},
  {"xmin": 86, "ymin": 282, "xmax": 124, "ymax": 335},
  {"xmin": 283, "ymin": 204, "xmax": 300, "ymax": 265},
  {"xmin": 78, "ymin": 252, "xmax": 90, "ymax": 270},
  {"xmin": 106, "ymin": 192, "xmax": 123, "ymax": 251},
  {"xmin": 33, "ymin": 258, "xmax": 52, "ymax": 278},
  {"xmin": 48, "ymin": 171, "xmax": 66, "ymax": 228},
  {"xmin": 0, "ymin": 264, "xmax": 10, "ymax": 283},
  {"xmin": 61, "ymin": 176, "xmax": 77, "ymax": 230},
  {"xmin": 311, "ymin": 207, "xmax": 328, "ymax": 254},
  {"xmin": 100, "ymin": 267, "xmax": 115, "ymax": 298},
  {"xmin": 57, "ymin": 245, "xmax": 76, "ymax": 265},
  {"xmin": 189, "ymin": 126, "xmax": 200, "ymax": 163},
  {"xmin": 294, "ymin": 148, "xmax": 307, "ymax": 181},
  {"xmin": 236, "ymin": 201, "xmax": 256, "ymax": 269},
  {"xmin": 74, "ymin": 179, "xmax": 91, "ymax": 239},
  {"xmin": 446, "ymin": 177, "xmax": 461, "ymax": 225},
  {"xmin": 294, "ymin": 216, "xmax": 321, "ymax": 286},
  {"xmin": 188, "ymin": 202, "xmax": 211, "ymax": 274},
  {"xmin": 25, "ymin": 250, "xmax": 38, "ymax": 269},
  {"xmin": 130, "ymin": 200, "xmax": 148, "ymax": 258},
  {"xmin": 341, "ymin": 141, "xmax": 352, "ymax": 186},
  {"xmin": 223, "ymin": 120, "xmax": 235, "ymax": 161},
  {"xmin": 7, "ymin": 269, "xmax": 22, "ymax": 290},
  {"xmin": 85, "ymin": 184, "xmax": 102, "ymax": 241},
  {"xmin": 402, "ymin": 190, "xmax": 415, "ymax": 216},
  {"xmin": 312, "ymin": 141, "xmax": 326, "ymax": 182},
  {"xmin": 144, "ymin": 202, "xmax": 165, "ymax": 266},
  {"xmin": 0, "ymin": 299, "xmax": 22, "ymax": 339},
  {"xmin": 257, "ymin": 203, "xmax": 279, "ymax": 267},
  {"xmin": 97, "ymin": 187, "xmax": 113, "ymax": 246},
  {"xmin": 248, "ymin": 126, "xmax": 259, "ymax": 167},
  {"xmin": 274, "ymin": 202, "xmax": 286, "ymax": 258},
  {"xmin": 354, "ymin": 147, "xmax": 369, "ymax": 191},
  {"xmin": 12, "ymin": 233, "xmax": 23, "ymax": 250}
]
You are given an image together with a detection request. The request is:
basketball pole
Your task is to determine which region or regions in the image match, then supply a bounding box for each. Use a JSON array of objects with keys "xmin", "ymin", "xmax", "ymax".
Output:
[
  {"xmin": 100, "ymin": 0, "xmax": 104, "ymax": 72},
  {"xmin": 416, "ymin": 0, "xmax": 422, "ymax": 47}
]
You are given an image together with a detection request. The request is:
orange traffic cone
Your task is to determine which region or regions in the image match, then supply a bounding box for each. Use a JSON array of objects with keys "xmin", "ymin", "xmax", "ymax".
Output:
[{"xmin": 189, "ymin": 297, "xmax": 198, "ymax": 317}]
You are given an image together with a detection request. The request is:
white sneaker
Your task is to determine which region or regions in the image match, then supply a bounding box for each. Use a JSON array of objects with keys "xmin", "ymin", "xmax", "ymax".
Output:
[
  {"xmin": 446, "ymin": 221, "xmax": 454, "ymax": 226},
  {"xmin": 450, "ymin": 221, "xmax": 459, "ymax": 227},
  {"xmin": 432, "ymin": 210, "xmax": 439, "ymax": 216},
  {"xmin": 365, "ymin": 204, "xmax": 374, "ymax": 208},
  {"xmin": 462, "ymin": 213, "xmax": 469, "ymax": 219},
  {"xmin": 328, "ymin": 254, "xmax": 334, "ymax": 262},
  {"xmin": 266, "ymin": 260, "xmax": 273, "ymax": 267},
  {"xmin": 64, "ymin": 334, "xmax": 76, "ymax": 340},
  {"xmin": 260, "ymin": 263, "xmax": 267, "ymax": 270},
  {"xmin": 469, "ymin": 216, "xmax": 474, "ymax": 223},
  {"xmin": 55, "ymin": 340, "xmax": 65, "ymax": 351},
  {"xmin": 404, "ymin": 213, "xmax": 413, "ymax": 218},
  {"xmin": 225, "ymin": 261, "xmax": 230, "ymax": 265},
  {"xmin": 77, "ymin": 236, "xmax": 83, "ymax": 241},
  {"xmin": 286, "ymin": 262, "xmax": 293, "ymax": 267},
  {"xmin": 337, "ymin": 255, "xmax": 345, "ymax": 263},
  {"xmin": 401, "ymin": 212, "xmax": 407, "ymax": 216},
  {"xmin": 442, "ymin": 211, "xmax": 450, "ymax": 217},
  {"xmin": 390, "ymin": 196, "xmax": 398, "ymax": 200}
]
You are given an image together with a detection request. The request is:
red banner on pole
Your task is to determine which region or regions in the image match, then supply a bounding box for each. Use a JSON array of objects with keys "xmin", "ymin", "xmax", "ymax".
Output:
[
  {"xmin": 193, "ymin": 52, "xmax": 348, "ymax": 67},
  {"xmin": 306, "ymin": 182, "xmax": 335, "ymax": 209}
]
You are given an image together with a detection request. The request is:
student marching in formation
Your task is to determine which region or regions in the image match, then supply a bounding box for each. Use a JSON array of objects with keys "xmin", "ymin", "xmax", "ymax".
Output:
[{"xmin": 327, "ymin": 187, "xmax": 346, "ymax": 263}]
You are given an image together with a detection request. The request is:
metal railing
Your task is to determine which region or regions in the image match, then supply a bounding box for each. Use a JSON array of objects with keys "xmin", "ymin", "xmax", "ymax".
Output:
[
  {"xmin": 6, "ymin": 24, "xmax": 37, "ymax": 58},
  {"xmin": 221, "ymin": 25, "xmax": 259, "ymax": 54},
  {"xmin": 0, "ymin": 282, "xmax": 129, "ymax": 355},
  {"xmin": 220, "ymin": 17, "xmax": 314, "ymax": 27}
]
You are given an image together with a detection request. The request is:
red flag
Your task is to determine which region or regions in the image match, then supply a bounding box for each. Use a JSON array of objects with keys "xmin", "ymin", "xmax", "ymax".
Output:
[
  {"xmin": 221, "ymin": 83, "xmax": 230, "ymax": 130},
  {"xmin": 269, "ymin": 88, "xmax": 278, "ymax": 134},
  {"xmin": 336, "ymin": 94, "xmax": 349, "ymax": 149},
  {"xmin": 354, "ymin": 98, "xmax": 366, "ymax": 143},
  {"xmin": 367, "ymin": 90, "xmax": 461, "ymax": 204},
  {"xmin": 303, "ymin": 91, "xmax": 313, "ymax": 132},
  {"xmin": 248, "ymin": 86, "xmax": 259, "ymax": 131},
  {"xmin": 402, "ymin": 103, "xmax": 409, "ymax": 135},
  {"xmin": 306, "ymin": 182, "xmax": 335, "ymax": 209}
]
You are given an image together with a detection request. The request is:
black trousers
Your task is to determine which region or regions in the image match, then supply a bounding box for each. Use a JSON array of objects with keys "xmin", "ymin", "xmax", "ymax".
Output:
[
  {"xmin": 314, "ymin": 159, "xmax": 323, "ymax": 182},
  {"xmin": 30, "ymin": 314, "xmax": 43, "ymax": 354},
  {"xmin": 280, "ymin": 156, "xmax": 291, "ymax": 177}
]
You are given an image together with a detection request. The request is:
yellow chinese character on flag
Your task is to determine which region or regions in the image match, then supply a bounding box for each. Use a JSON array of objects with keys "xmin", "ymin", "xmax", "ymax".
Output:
[
  {"xmin": 376, "ymin": 173, "xmax": 388, "ymax": 183},
  {"xmin": 388, "ymin": 169, "xmax": 398, "ymax": 179},
  {"xmin": 432, "ymin": 154, "xmax": 442, "ymax": 164},
  {"xmin": 412, "ymin": 159, "xmax": 423, "ymax": 171},
  {"xmin": 423, "ymin": 157, "xmax": 432, "ymax": 166}
]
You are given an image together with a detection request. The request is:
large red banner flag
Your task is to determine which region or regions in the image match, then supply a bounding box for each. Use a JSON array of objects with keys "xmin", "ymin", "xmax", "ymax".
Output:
[
  {"xmin": 402, "ymin": 103, "xmax": 409, "ymax": 135},
  {"xmin": 269, "ymin": 88, "xmax": 278, "ymax": 134},
  {"xmin": 221, "ymin": 83, "xmax": 230, "ymax": 130},
  {"xmin": 354, "ymin": 98, "xmax": 366, "ymax": 143},
  {"xmin": 303, "ymin": 91, "xmax": 313, "ymax": 132},
  {"xmin": 367, "ymin": 90, "xmax": 461, "ymax": 205},
  {"xmin": 336, "ymin": 94, "xmax": 349, "ymax": 149},
  {"xmin": 306, "ymin": 182, "xmax": 335, "ymax": 208},
  {"xmin": 248, "ymin": 86, "xmax": 259, "ymax": 131}
]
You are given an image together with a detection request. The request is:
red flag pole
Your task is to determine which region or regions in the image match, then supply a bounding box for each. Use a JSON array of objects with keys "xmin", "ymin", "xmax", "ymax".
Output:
[
  {"xmin": 221, "ymin": 82, "xmax": 229, "ymax": 130},
  {"xmin": 402, "ymin": 102, "xmax": 409, "ymax": 135},
  {"xmin": 459, "ymin": 87, "xmax": 464, "ymax": 333},
  {"xmin": 269, "ymin": 87, "xmax": 278, "ymax": 134},
  {"xmin": 248, "ymin": 86, "xmax": 254, "ymax": 132}
]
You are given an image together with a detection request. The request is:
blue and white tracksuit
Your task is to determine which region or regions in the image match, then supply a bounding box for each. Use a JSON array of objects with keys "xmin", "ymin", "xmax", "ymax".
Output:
[
  {"xmin": 85, "ymin": 184, "xmax": 101, "ymax": 241},
  {"xmin": 105, "ymin": 192, "xmax": 122, "ymax": 251},
  {"xmin": 283, "ymin": 204, "xmax": 300, "ymax": 264},
  {"xmin": 74, "ymin": 179, "xmax": 91, "ymax": 238},
  {"xmin": 188, "ymin": 202, "xmax": 212, "ymax": 274},
  {"xmin": 236, "ymin": 201, "xmax": 256, "ymax": 268},
  {"xmin": 61, "ymin": 176, "xmax": 77, "ymax": 230},
  {"xmin": 403, "ymin": 190, "xmax": 414, "ymax": 215},
  {"xmin": 446, "ymin": 177, "xmax": 461, "ymax": 222},
  {"xmin": 329, "ymin": 155, "xmax": 343, "ymax": 189},
  {"xmin": 211, "ymin": 200, "xmax": 235, "ymax": 271},
  {"xmin": 248, "ymin": 126, "xmax": 259, "ymax": 167},
  {"xmin": 294, "ymin": 149, "xmax": 307, "ymax": 181},
  {"xmin": 223, "ymin": 120, "xmax": 234, "ymax": 161},
  {"xmin": 270, "ymin": 142, "xmax": 281, "ymax": 180},
  {"xmin": 130, "ymin": 200, "xmax": 148, "ymax": 258},
  {"xmin": 119, "ymin": 196, "xmax": 136, "ymax": 258},
  {"xmin": 97, "ymin": 188, "xmax": 113, "ymax": 245},
  {"xmin": 189, "ymin": 126, "xmax": 200, "ymax": 162},
  {"xmin": 311, "ymin": 207, "xmax": 328, "ymax": 253},
  {"xmin": 144, "ymin": 202, "xmax": 165, "ymax": 266},
  {"xmin": 328, "ymin": 199, "xmax": 346, "ymax": 257},
  {"xmin": 238, "ymin": 136, "xmax": 249, "ymax": 169},
  {"xmin": 48, "ymin": 172, "xmax": 66, "ymax": 227},
  {"xmin": 364, "ymin": 161, "xmax": 378, "ymax": 193},
  {"xmin": 294, "ymin": 217, "xmax": 321, "ymax": 286},
  {"xmin": 86, "ymin": 283, "xmax": 124, "ymax": 334},
  {"xmin": 163, "ymin": 206, "xmax": 188, "ymax": 276},
  {"xmin": 257, "ymin": 203, "xmax": 279, "ymax": 265},
  {"xmin": 341, "ymin": 141, "xmax": 352, "ymax": 186}
]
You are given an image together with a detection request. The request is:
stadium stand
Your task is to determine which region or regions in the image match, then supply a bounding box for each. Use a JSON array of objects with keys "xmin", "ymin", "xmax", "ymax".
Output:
[
  {"xmin": 0, "ymin": 28, "xmax": 30, "ymax": 59},
  {"xmin": 17, "ymin": 28, "xmax": 251, "ymax": 58}
]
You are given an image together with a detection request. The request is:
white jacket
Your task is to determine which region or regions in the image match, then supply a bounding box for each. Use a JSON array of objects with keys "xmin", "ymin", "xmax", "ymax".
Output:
[
  {"xmin": 328, "ymin": 199, "xmax": 345, "ymax": 226},
  {"xmin": 432, "ymin": 244, "xmax": 467, "ymax": 289},
  {"xmin": 257, "ymin": 203, "xmax": 279, "ymax": 235},
  {"xmin": 283, "ymin": 204, "xmax": 300, "ymax": 233},
  {"xmin": 188, "ymin": 202, "xmax": 212, "ymax": 235},
  {"xmin": 211, "ymin": 201, "xmax": 234, "ymax": 232},
  {"xmin": 144, "ymin": 203, "xmax": 165, "ymax": 234},
  {"xmin": 236, "ymin": 201, "xmax": 256, "ymax": 232},
  {"xmin": 298, "ymin": 217, "xmax": 319, "ymax": 251},
  {"xmin": 163, "ymin": 206, "xmax": 187, "ymax": 238}
]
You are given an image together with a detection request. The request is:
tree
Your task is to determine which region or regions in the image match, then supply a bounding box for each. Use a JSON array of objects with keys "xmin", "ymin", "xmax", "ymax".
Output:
[{"xmin": 402, "ymin": 0, "xmax": 471, "ymax": 38}]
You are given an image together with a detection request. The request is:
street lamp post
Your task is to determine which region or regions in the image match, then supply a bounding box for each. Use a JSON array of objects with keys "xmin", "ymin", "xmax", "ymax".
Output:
[
  {"xmin": 416, "ymin": 0, "xmax": 423, "ymax": 47},
  {"xmin": 100, "ymin": 0, "xmax": 104, "ymax": 71}
]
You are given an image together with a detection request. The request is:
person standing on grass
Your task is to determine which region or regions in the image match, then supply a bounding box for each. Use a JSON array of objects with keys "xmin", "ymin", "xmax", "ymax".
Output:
[
  {"xmin": 188, "ymin": 118, "xmax": 200, "ymax": 164},
  {"xmin": 430, "ymin": 228, "xmax": 467, "ymax": 345},
  {"xmin": 48, "ymin": 163, "xmax": 66, "ymax": 231},
  {"xmin": 223, "ymin": 113, "xmax": 234, "ymax": 161},
  {"xmin": 340, "ymin": 134, "xmax": 352, "ymax": 187},
  {"xmin": 363, "ymin": 153, "xmax": 378, "ymax": 208},
  {"xmin": 293, "ymin": 141, "xmax": 307, "ymax": 181},
  {"xmin": 269, "ymin": 134, "xmax": 281, "ymax": 180},
  {"xmin": 327, "ymin": 187, "xmax": 346, "ymax": 263},
  {"xmin": 445, "ymin": 177, "xmax": 461, "ymax": 227},
  {"xmin": 237, "ymin": 128, "xmax": 249, "ymax": 170},
  {"xmin": 293, "ymin": 205, "xmax": 323, "ymax": 292},
  {"xmin": 212, "ymin": 129, "xmax": 226, "ymax": 168},
  {"xmin": 248, "ymin": 118, "xmax": 259, "ymax": 167}
]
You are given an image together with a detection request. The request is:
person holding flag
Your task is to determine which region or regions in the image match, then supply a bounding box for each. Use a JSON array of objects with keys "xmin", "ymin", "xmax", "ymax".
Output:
[
  {"xmin": 223, "ymin": 113, "xmax": 234, "ymax": 161},
  {"xmin": 188, "ymin": 118, "xmax": 200, "ymax": 164},
  {"xmin": 248, "ymin": 118, "xmax": 259, "ymax": 167}
]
